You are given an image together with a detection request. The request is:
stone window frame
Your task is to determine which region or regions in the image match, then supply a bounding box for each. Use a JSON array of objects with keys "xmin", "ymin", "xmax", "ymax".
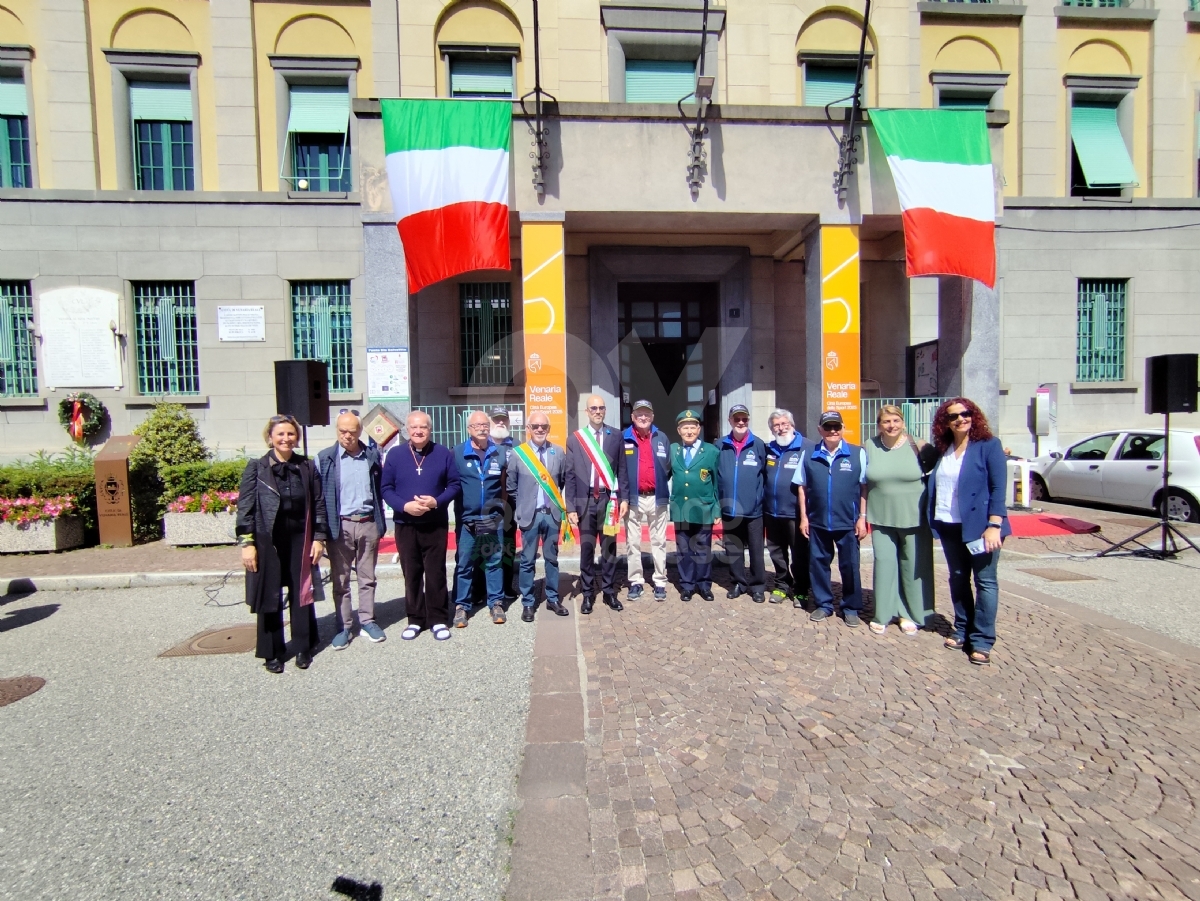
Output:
[
  {"xmin": 268, "ymin": 54, "xmax": 360, "ymax": 196},
  {"xmin": 0, "ymin": 45, "xmax": 38, "ymax": 188},
  {"xmin": 1063, "ymin": 73, "xmax": 1140, "ymax": 200},
  {"xmin": 930, "ymin": 70, "xmax": 1009, "ymax": 111},
  {"xmin": 439, "ymin": 43, "xmax": 520, "ymax": 100},
  {"xmin": 600, "ymin": 3, "xmax": 725, "ymax": 104},
  {"xmin": 102, "ymin": 49, "xmax": 202, "ymax": 192}
]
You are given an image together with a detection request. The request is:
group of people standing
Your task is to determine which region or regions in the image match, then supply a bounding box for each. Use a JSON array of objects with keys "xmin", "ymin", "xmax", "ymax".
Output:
[{"xmin": 234, "ymin": 395, "xmax": 1011, "ymax": 673}]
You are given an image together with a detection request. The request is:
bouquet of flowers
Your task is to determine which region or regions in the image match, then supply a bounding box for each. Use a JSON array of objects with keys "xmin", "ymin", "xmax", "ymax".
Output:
[
  {"xmin": 0, "ymin": 495, "xmax": 78, "ymax": 526},
  {"xmin": 167, "ymin": 490, "xmax": 239, "ymax": 515}
]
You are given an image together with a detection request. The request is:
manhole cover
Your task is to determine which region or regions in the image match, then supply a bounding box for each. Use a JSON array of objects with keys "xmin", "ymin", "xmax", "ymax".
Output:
[
  {"xmin": 1020, "ymin": 568, "xmax": 1098, "ymax": 582},
  {"xmin": 0, "ymin": 676, "xmax": 45, "ymax": 707},
  {"xmin": 160, "ymin": 624, "xmax": 257, "ymax": 657}
]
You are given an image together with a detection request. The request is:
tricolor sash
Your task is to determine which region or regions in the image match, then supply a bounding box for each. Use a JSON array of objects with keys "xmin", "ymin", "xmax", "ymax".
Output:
[
  {"xmin": 575, "ymin": 428, "xmax": 621, "ymax": 535},
  {"xmin": 513, "ymin": 442, "xmax": 574, "ymax": 547}
]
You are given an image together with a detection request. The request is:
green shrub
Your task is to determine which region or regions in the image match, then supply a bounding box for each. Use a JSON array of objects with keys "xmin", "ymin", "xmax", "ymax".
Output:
[
  {"xmin": 129, "ymin": 403, "xmax": 210, "ymax": 470},
  {"xmin": 0, "ymin": 447, "xmax": 100, "ymax": 539},
  {"xmin": 161, "ymin": 459, "xmax": 249, "ymax": 506}
]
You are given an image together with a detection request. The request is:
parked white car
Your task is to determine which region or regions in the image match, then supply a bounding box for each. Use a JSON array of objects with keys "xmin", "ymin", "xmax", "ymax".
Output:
[{"xmin": 1029, "ymin": 429, "xmax": 1200, "ymax": 522}]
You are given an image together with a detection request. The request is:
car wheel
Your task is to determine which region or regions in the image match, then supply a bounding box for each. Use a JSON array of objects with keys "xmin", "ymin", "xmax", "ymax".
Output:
[
  {"xmin": 1030, "ymin": 474, "xmax": 1051, "ymax": 503},
  {"xmin": 1165, "ymin": 489, "xmax": 1200, "ymax": 523}
]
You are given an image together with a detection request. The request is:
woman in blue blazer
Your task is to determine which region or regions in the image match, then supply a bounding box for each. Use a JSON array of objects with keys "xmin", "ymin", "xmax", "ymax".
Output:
[{"xmin": 926, "ymin": 398, "xmax": 1011, "ymax": 665}]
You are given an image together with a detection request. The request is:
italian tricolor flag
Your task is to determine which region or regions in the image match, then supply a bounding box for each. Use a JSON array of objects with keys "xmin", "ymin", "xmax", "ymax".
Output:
[
  {"xmin": 381, "ymin": 99, "xmax": 512, "ymax": 294},
  {"xmin": 870, "ymin": 109, "xmax": 997, "ymax": 288}
]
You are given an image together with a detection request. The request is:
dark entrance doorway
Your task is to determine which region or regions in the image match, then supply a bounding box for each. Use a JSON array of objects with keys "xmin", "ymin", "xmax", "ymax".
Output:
[{"xmin": 617, "ymin": 283, "xmax": 722, "ymax": 439}]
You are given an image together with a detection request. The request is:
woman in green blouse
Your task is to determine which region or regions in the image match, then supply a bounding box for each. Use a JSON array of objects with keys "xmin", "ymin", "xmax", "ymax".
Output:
[{"xmin": 864, "ymin": 405, "xmax": 937, "ymax": 634}]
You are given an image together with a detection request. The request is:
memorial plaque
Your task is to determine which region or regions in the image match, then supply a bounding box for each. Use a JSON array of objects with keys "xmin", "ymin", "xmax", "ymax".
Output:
[{"xmin": 39, "ymin": 287, "xmax": 123, "ymax": 389}]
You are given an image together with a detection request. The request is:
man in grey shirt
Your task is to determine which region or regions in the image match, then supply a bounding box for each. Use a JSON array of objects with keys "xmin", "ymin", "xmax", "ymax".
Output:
[{"xmin": 318, "ymin": 411, "xmax": 387, "ymax": 647}]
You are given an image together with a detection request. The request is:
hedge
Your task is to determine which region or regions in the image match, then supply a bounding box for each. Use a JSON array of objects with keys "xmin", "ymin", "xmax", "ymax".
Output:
[
  {"xmin": 160, "ymin": 459, "xmax": 249, "ymax": 506},
  {"xmin": 0, "ymin": 454, "xmax": 99, "ymax": 538}
]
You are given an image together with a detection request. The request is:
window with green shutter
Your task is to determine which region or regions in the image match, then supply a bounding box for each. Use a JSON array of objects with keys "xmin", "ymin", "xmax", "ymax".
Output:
[
  {"xmin": 804, "ymin": 65, "xmax": 857, "ymax": 108},
  {"xmin": 449, "ymin": 58, "xmax": 515, "ymax": 98},
  {"xmin": 624, "ymin": 59, "xmax": 696, "ymax": 104},
  {"xmin": 130, "ymin": 82, "xmax": 194, "ymax": 191},
  {"xmin": 460, "ymin": 283, "xmax": 513, "ymax": 386},
  {"xmin": 1076, "ymin": 279, "xmax": 1127, "ymax": 382},
  {"xmin": 0, "ymin": 281, "xmax": 37, "ymax": 397},
  {"xmin": 1070, "ymin": 100, "xmax": 1137, "ymax": 196},
  {"xmin": 0, "ymin": 76, "xmax": 32, "ymax": 188},
  {"xmin": 291, "ymin": 281, "xmax": 353, "ymax": 392},
  {"xmin": 133, "ymin": 282, "xmax": 200, "ymax": 395},
  {"xmin": 286, "ymin": 85, "xmax": 351, "ymax": 192}
]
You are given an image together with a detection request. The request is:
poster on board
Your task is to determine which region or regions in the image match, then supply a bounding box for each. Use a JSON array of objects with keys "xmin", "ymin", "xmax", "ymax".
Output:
[
  {"xmin": 367, "ymin": 347, "xmax": 410, "ymax": 403},
  {"xmin": 39, "ymin": 287, "xmax": 123, "ymax": 389}
]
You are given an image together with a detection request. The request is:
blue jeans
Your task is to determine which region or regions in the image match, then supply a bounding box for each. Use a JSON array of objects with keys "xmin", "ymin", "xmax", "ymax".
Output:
[
  {"xmin": 808, "ymin": 527, "xmax": 862, "ymax": 614},
  {"xmin": 519, "ymin": 510, "xmax": 560, "ymax": 608},
  {"xmin": 936, "ymin": 522, "xmax": 1000, "ymax": 653},
  {"xmin": 455, "ymin": 523, "xmax": 504, "ymax": 610}
]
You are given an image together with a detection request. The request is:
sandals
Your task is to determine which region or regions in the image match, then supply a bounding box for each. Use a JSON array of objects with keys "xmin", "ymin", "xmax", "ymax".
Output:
[
  {"xmin": 431, "ymin": 624, "xmax": 451, "ymax": 641},
  {"xmin": 899, "ymin": 620, "xmax": 919, "ymax": 636},
  {"xmin": 869, "ymin": 622, "xmax": 887, "ymax": 635},
  {"xmin": 944, "ymin": 636, "xmax": 965, "ymax": 650},
  {"xmin": 969, "ymin": 650, "xmax": 992, "ymax": 666},
  {"xmin": 401, "ymin": 625, "xmax": 421, "ymax": 641}
]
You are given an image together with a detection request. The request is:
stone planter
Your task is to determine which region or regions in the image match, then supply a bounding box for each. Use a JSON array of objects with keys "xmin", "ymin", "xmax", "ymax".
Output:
[
  {"xmin": 0, "ymin": 516, "xmax": 85, "ymax": 553},
  {"xmin": 164, "ymin": 511, "xmax": 237, "ymax": 546}
]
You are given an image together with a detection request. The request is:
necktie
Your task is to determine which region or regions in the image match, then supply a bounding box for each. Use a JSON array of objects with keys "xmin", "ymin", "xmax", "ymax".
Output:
[{"xmin": 686, "ymin": 445, "xmax": 694, "ymax": 467}]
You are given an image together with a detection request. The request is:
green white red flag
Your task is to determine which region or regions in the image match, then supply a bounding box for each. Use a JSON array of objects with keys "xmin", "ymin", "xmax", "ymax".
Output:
[
  {"xmin": 870, "ymin": 109, "xmax": 997, "ymax": 288},
  {"xmin": 381, "ymin": 98, "xmax": 511, "ymax": 293}
]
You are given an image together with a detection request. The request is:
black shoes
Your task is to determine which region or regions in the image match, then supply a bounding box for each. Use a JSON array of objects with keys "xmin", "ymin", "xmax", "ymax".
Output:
[
  {"xmin": 581, "ymin": 595, "xmax": 595, "ymax": 614},
  {"xmin": 521, "ymin": 607, "xmax": 536, "ymax": 623},
  {"xmin": 699, "ymin": 589, "xmax": 715, "ymax": 602},
  {"xmin": 681, "ymin": 591, "xmax": 694, "ymax": 603},
  {"xmin": 546, "ymin": 601, "xmax": 569, "ymax": 617},
  {"xmin": 627, "ymin": 584, "xmax": 644, "ymax": 601},
  {"xmin": 264, "ymin": 658, "xmax": 284, "ymax": 674},
  {"xmin": 752, "ymin": 591, "xmax": 766, "ymax": 604},
  {"xmin": 603, "ymin": 594, "xmax": 623, "ymax": 611},
  {"xmin": 727, "ymin": 586, "xmax": 745, "ymax": 600},
  {"xmin": 295, "ymin": 651, "xmax": 312, "ymax": 670}
]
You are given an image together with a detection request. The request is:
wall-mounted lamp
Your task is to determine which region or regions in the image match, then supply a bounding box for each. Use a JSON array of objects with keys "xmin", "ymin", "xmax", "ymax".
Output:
[
  {"xmin": 695, "ymin": 75, "xmax": 715, "ymax": 102},
  {"xmin": 109, "ymin": 319, "xmax": 127, "ymax": 340},
  {"xmin": 24, "ymin": 319, "xmax": 40, "ymax": 339}
]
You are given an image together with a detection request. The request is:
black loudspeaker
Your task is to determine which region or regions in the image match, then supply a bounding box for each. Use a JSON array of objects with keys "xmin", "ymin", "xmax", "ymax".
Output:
[
  {"xmin": 1145, "ymin": 354, "xmax": 1198, "ymax": 415},
  {"xmin": 274, "ymin": 360, "xmax": 330, "ymax": 427}
]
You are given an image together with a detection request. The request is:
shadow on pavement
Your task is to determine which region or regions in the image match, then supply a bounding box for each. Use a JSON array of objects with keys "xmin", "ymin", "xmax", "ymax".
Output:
[{"xmin": 0, "ymin": 603, "xmax": 59, "ymax": 634}]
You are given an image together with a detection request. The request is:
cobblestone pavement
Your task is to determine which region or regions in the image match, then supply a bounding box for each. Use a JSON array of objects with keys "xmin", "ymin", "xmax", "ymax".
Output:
[{"xmin": 578, "ymin": 562, "xmax": 1200, "ymax": 901}]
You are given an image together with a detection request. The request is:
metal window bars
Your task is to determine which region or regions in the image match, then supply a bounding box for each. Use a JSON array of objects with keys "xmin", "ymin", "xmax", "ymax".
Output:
[
  {"xmin": 291, "ymin": 281, "xmax": 353, "ymax": 392},
  {"xmin": 459, "ymin": 283, "xmax": 514, "ymax": 386},
  {"xmin": 0, "ymin": 281, "xmax": 37, "ymax": 397},
  {"xmin": 1076, "ymin": 279, "xmax": 1127, "ymax": 382},
  {"xmin": 133, "ymin": 282, "xmax": 200, "ymax": 395}
]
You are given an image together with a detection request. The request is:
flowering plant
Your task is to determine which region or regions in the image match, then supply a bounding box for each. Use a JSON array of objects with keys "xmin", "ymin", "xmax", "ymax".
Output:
[
  {"xmin": 167, "ymin": 490, "xmax": 239, "ymax": 515},
  {"xmin": 0, "ymin": 495, "xmax": 78, "ymax": 526}
]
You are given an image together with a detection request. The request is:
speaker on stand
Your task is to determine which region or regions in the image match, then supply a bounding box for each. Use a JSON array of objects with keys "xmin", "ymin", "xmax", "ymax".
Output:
[
  {"xmin": 1099, "ymin": 353, "xmax": 1199, "ymax": 559},
  {"xmin": 274, "ymin": 360, "xmax": 330, "ymax": 456}
]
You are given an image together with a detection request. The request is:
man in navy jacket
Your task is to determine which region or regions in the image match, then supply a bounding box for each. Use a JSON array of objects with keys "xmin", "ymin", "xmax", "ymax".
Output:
[
  {"xmin": 452, "ymin": 410, "xmax": 511, "ymax": 626},
  {"xmin": 794, "ymin": 410, "xmax": 868, "ymax": 626},
  {"xmin": 764, "ymin": 409, "xmax": 813, "ymax": 608},
  {"xmin": 716, "ymin": 404, "xmax": 768, "ymax": 602},
  {"xmin": 622, "ymin": 400, "xmax": 672, "ymax": 601}
]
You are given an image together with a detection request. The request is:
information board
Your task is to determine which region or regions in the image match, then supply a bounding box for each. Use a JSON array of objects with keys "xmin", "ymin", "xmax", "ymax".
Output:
[
  {"xmin": 217, "ymin": 306, "xmax": 266, "ymax": 342},
  {"xmin": 367, "ymin": 347, "xmax": 410, "ymax": 402}
]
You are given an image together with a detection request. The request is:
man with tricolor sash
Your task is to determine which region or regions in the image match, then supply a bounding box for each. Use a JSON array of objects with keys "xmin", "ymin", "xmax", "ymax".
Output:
[
  {"xmin": 564, "ymin": 395, "xmax": 629, "ymax": 614},
  {"xmin": 506, "ymin": 412, "xmax": 571, "ymax": 622}
]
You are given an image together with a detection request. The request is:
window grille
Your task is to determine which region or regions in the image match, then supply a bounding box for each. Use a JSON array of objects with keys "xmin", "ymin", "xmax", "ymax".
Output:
[
  {"xmin": 0, "ymin": 281, "xmax": 37, "ymax": 396},
  {"xmin": 1076, "ymin": 279, "xmax": 1127, "ymax": 382},
  {"xmin": 134, "ymin": 282, "xmax": 200, "ymax": 395},
  {"xmin": 460, "ymin": 282, "xmax": 513, "ymax": 386},
  {"xmin": 291, "ymin": 281, "xmax": 353, "ymax": 392}
]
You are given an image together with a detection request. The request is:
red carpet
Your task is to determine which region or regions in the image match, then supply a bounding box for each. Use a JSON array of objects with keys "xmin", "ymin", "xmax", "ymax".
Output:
[{"xmin": 1008, "ymin": 513, "xmax": 1101, "ymax": 538}]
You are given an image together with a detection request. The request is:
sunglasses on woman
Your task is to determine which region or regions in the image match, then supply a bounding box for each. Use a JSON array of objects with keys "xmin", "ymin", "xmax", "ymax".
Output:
[{"xmin": 947, "ymin": 411, "xmax": 973, "ymax": 422}]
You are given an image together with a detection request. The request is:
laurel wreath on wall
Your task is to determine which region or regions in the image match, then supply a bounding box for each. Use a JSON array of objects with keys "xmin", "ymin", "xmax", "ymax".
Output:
[{"xmin": 57, "ymin": 392, "xmax": 108, "ymax": 443}]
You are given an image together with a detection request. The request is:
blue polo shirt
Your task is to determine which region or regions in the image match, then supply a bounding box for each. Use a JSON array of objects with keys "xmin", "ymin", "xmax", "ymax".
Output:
[{"xmin": 792, "ymin": 440, "xmax": 867, "ymax": 532}]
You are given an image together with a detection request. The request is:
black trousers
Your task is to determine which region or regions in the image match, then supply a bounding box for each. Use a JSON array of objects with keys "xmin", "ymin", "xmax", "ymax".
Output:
[
  {"xmin": 578, "ymin": 493, "xmax": 619, "ymax": 597},
  {"xmin": 256, "ymin": 599, "xmax": 317, "ymax": 660},
  {"xmin": 721, "ymin": 516, "xmax": 766, "ymax": 593},
  {"xmin": 674, "ymin": 522, "xmax": 714, "ymax": 593},
  {"xmin": 397, "ymin": 522, "xmax": 450, "ymax": 629},
  {"xmin": 764, "ymin": 514, "xmax": 811, "ymax": 596}
]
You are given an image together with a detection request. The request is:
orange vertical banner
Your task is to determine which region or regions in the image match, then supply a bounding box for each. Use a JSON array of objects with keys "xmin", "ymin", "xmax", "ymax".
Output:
[
  {"xmin": 520, "ymin": 217, "xmax": 568, "ymax": 442},
  {"xmin": 820, "ymin": 225, "xmax": 862, "ymax": 444}
]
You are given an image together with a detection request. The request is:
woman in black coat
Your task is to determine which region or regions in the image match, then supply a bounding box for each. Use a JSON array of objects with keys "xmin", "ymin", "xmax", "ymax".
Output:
[{"xmin": 236, "ymin": 414, "xmax": 329, "ymax": 674}]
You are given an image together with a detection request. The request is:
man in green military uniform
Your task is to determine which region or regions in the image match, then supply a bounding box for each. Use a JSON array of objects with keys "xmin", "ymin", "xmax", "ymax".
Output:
[{"xmin": 669, "ymin": 409, "xmax": 721, "ymax": 602}]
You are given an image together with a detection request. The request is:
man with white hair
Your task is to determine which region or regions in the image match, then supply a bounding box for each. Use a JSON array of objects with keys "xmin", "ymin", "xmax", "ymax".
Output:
[{"xmin": 764, "ymin": 409, "xmax": 813, "ymax": 608}]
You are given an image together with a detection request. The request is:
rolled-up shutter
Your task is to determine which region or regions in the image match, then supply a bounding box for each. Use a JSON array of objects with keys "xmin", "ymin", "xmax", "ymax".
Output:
[
  {"xmin": 287, "ymin": 85, "xmax": 350, "ymax": 134},
  {"xmin": 1071, "ymin": 101, "xmax": 1137, "ymax": 187},
  {"xmin": 624, "ymin": 59, "xmax": 695, "ymax": 103},
  {"xmin": 129, "ymin": 82, "xmax": 192, "ymax": 122},
  {"xmin": 450, "ymin": 59, "xmax": 514, "ymax": 98},
  {"xmin": 804, "ymin": 65, "xmax": 856, "ymax": 108},
  {"xmin": 0, "ymin": 76, "xmax": 28, "ymax": 117}
]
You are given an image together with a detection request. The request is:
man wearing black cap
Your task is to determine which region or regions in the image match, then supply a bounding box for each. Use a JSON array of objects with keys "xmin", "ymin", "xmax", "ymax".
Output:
[
  {"xmin": 622, "ymin": 399, "xmax": 671, "ymax": 601},
  {"xmin": 793, "ymin": 410, "xmax": 868, "ymax": 627},
  {"xmin": 716, "ymin": 404, "xmax": 768, "ymax": 603}
]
